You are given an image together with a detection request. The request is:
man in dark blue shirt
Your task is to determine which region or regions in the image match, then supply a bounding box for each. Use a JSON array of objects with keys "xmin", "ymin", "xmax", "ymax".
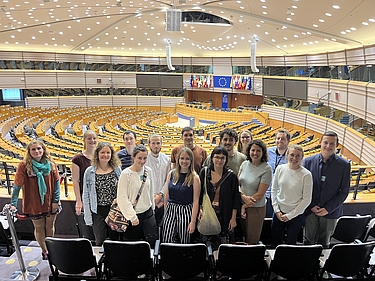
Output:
[
  {"xmin": 117, "ymin": 130, "xmax": 137, "ymax": 170},
  {"xmin": 303, "ymin": 131, "xmax": 350, "ymax": 248}
]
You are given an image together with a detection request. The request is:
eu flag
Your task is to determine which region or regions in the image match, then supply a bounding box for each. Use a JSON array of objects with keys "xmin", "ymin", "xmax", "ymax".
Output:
[{"xmin": 213, "ymin": 76, "xmax": 232, "ymax": 88}]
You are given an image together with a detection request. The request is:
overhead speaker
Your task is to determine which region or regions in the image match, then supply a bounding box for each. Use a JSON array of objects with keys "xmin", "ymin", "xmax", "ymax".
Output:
[
  {"xmin": 166, "ymin": 40, "xmax": 175, "ymax": 71},
  {"xmin": 251, "ymin": 41, "xmax": 259, "ymax": 73},
  {"xmin": 166, "ymin": 9, "xmax": 181, "ymax": 31}
]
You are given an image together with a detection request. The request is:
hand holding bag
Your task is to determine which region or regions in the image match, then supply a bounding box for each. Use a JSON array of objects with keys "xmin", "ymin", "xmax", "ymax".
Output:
[
  {"xmin": 105, "ymin": 168, "xmax": 148, "ymax": 232},
  {"xmin": 197, "ymin": 167, "xmax": 221, "ymax": 236}
]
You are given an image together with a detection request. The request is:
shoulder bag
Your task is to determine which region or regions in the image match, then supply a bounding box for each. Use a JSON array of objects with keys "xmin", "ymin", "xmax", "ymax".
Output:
[
  {"xmin": 105, "ymin": 168, "xmax": 148, "ymax": 232},
  {"xmin": 197, "ymin": 167, "xmax": 222, "ymax": 236}
]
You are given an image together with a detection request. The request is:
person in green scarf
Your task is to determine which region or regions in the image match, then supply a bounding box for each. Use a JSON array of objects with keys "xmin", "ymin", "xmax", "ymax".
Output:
[{"xmin": 11, "ymin": 140, "xmax": 60, "ymax": 260}]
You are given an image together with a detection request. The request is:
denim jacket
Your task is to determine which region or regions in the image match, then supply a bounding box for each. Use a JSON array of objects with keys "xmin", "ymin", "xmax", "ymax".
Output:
[{"xmin": 82, "ymin": 165, "xmax": 122, "ymax": 225}]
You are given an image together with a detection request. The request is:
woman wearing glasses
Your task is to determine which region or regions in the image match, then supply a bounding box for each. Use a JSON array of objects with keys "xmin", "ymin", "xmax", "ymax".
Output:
[
  {"xmin": 199, "ymin": 146, "xmax": 240, "ymax": 247},
  {"xmin": 82, "ymin": 142, "xmax": 122, "ymax": 246},
  {"xmin": 237, "ymin": 130, "xmax": 253, "ymax": 155}
]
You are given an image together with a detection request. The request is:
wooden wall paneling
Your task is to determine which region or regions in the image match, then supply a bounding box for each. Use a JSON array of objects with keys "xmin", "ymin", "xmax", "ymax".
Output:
[
  {"xmin": 25, "ymin": 97, "xmax": 59, "ymax": 108},
  {"xmin": 191, "ymin": 57, "xmax": 213, "ymax": 65},
  {"xmin": 57, "ymin": 72, "xmax": 86, "ymax": 88},
  {"xmin": 364, "ymin": 45, "xmax": 375, "ymax": 64},
  {"xmin": 0, "ymin": 51, "xmax": 26, "ymax": 60},
  {"xmin": 327, "ymin": 50, "xmax": 347, "ymax": 65},
  {"xmin": 328, "ymin": 79, "xmax": 349, "ymax": 109},
  {"xmin": 284, "ymin": 55, "xmax": 308, "ymax": 66},
  {"xmin": 347, "ymin": 81, "xmax": 367, "ymax": 119},
  {"xmin": 346, "ymin": 47, "xmax": 365, "ymax": 66},
  {"xmin": 135, "ymin": 57, "xmax": 161, "ymax": 65},
  {"xmin": 0, "ymin": 72, "xmax": 26, "ymax": 88},
  {"xmin": 24, "ymin": 72, "xmax": 57, "ymax": 88},
  {"xmin": 59, "ymin": 96, "xmax": 88, "ymax": 108},
  {"xmin": 305, "ymin": 113, "xmax": 329, "ymax": 134},
  {"xmin": 55, "ymin": 53, "xmax": 85, "ymax": 63},
  {"xmin": 111, "ymin": 56, "xmax": 137, "ymax": 64},
  {"xmin": 86, "ymin": 96, "xmax": 114, "ymax": 107},
  {"xmin": 161, "ymin": 97, "xmax": 184, "ymax": 107},
  {"xmin": 84, "ymin": 55, "xmax": 111, "ymax": 63},
  {"xmin": 22, "ymin": 52, "xmax": 56, "ymax": 62},
  {"xmin": 306, "ymin": 53, "xmax": 329, "ymax": 66},
  {"xmin": 253, "ymin": 76, "xmax": 263, "ymax": 95},
  {"xmin": 261, "ymin": 56, "xmax": 285, "ymax": 67},
  {"xmin": 341, "ymin": 127, "xmax": 364, "ymax": 161},
  {"xmin": 365, "ymin": 83, "xmax": 375, "ymax": 124},
  {"xmin": 361, "ymin": 138, "xmax": 375, "ymax": 166},
  {"xmin": 231, "ymin": 57, "xmax": 251, "ymax": 66},
  {"xmin": 112, "ymin": 95, "xmax": 138, "ymax": 107},
  {"xmin": 85, "ymin": 71, "xmax": 116, "ymax": 88},
  {"xmin": 283, "ymin": 108, "xmax": 308, "ymax": 131}
]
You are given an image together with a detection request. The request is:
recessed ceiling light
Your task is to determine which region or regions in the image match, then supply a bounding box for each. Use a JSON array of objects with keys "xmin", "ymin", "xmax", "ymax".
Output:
[
  {"xmin": 369, "ymin": 18, "xmax": 375, "ymax": 23},
  {"xmin": 350, "ymin": 27, "xmax": 356, "ymax": 31},
  {"xmin": 319, "ymin": 19, "xmax": 324, "ymax": 22},
  {"xmin": 362, "ymin": 22, "xmax": 369, "ymax": 25},
  {"xmin": 313, "ymin": 24, "xmax": 318, "ymax": 27},
  {"xmin": 325, "ymin": 13, "xmax": 331, "ymax": 16},
  {"xmin": 332, "ymin": 5, "xmax": 340, "ymax": 9}
]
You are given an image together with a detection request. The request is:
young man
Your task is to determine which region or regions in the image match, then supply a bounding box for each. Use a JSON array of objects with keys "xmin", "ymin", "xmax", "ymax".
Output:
[
  {"xmin": 117, "ymin": 130, "xmax": 137, "ymax": 170},
  {"xmin": 266, "ymin": 129, "xmax": 291, "ymax": 218},
  {"xmin": 171, "ymin": 126, "xmax": 207, "ymax": 174},
  {"xmin": 203, "ymin": 128, "xmax": 246, "ymax": 174},
  {"xmin": 146, "ymin": 134, "xmax": 171, "ymax": 225},
  {"xmin": 303, "ymin": 131, "xmax": 351, "ymax": 248}
]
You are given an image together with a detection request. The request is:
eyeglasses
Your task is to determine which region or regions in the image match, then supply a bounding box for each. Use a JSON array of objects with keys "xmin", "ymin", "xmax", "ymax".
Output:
[
  {"xmin": 213, "ymin": 156, "xmax": 226, "ymax": 161},
  {"xmin": 241, "ymin": 136, "xmax": 251, "ymax": 139}
]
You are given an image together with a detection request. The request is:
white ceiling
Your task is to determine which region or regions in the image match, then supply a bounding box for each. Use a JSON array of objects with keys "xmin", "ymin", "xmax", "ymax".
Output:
[{"xmin": 0, "ymin": 0, "xmax": 374, "ymax": 58}]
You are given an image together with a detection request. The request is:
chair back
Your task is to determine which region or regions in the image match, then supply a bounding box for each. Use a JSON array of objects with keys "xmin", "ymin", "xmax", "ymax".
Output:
[
  {"xmin": 270, "ymin": 244, "xmax": 323, "ymax": 280},
  {"xmin": 364, "ymin": 217, "xmax": 375, "ymax": 242},
  {"xmin": 331, "ymin": 215, "xmax": 372, "ymax": 243},
  {"xmin": 45, "ymin": 237, "xmax": 99, "ymax": 278},
  {"xmin": 159, "ymin": 243, "xmax": 209, "ymax": 279},
  {"xmin": 322, "ymin": 241, "xmax": 375, "ymax": 278},
  {"xmin": 215, "ymin": 244, "xmax": 266, "ymax": 280},
  {"xmin": 103, "ymin": 240, "xmax": 153, "ymax": 279}
]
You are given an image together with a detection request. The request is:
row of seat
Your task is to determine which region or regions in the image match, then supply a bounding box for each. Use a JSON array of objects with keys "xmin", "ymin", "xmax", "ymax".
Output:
[{"xmin": 45, "ymin": 237, "xmax": 375, "ymax": 281}]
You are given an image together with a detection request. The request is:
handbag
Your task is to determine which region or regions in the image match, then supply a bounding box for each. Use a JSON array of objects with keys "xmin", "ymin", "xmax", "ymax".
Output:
[
  {"xmin": 197, "ymin": 167, "xmax": 222, "ymax": 236},
  {"xmin": 105, "ymin": 168, "xmax": 148, "ymax": 232}
]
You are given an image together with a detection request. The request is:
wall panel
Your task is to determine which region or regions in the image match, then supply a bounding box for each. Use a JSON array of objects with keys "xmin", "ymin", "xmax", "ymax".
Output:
[
  {"xmin": 284, "ymin": 55, "xmax": 307, "ymax": 66},
  {"xmin": 328, "ymin": 51, "xmax": 346, "ymax": 65},
  {"xmin": 306, "ymin": 53, "xmax": 328, "ymax": 66},
  {"xmin": 346, "ymin": 47, "xmax": 365, "ymax": 65},
  {"xmin": 0, "ymin": 72, "xmax": 26, "ymax": 88},
  {"xmin": 57, "ymin": 72, "xmax": 86, "ymax": 88},
  {"xmin": 24, "ymin": 72, "xmax": 57, "ymax": 88}
]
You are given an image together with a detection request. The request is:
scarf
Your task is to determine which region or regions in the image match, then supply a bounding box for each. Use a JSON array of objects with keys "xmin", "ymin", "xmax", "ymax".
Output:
[{"xmin": 32, "ymin": 159, "xmax": 51, "ymax": 205}]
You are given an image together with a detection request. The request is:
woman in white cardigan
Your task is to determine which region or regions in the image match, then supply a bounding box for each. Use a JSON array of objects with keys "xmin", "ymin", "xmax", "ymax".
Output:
[
  {"xmin": 271, "ymin": 144, "xmax": 313, "ymax": 246},
  {"xmin": 117, "ymin": 145, "xmax": 158, "ymax": 248}
]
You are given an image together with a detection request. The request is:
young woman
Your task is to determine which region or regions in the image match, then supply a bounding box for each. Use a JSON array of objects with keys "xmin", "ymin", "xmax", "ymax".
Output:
[
  {"xmin": 239, "ymin": 139, "xmax": 272, "ymax": 244},
  {"xmin": 72, "ymin": 130, "xmax": 97, "ymax": 215},
  {"xmin": 237, "ymin": 130, "xmax": 253, "ymax": 155},
  {"xmin": 82, "ymin": 142, "xmax": 122, "ymax": 246},
  {"xmin": 117, "ymin": 145, "xmax": 158, "ymax": 248},
  {"xmin": 271, "ymin": 144, "xmax": 313, "ymax": 245},
  {"xmin": 72, "ymin": 130, "xmax": 97, "ymax": 241},
  {"xmin": 199, "ymin": 146, "xmax": 240, "ymax": 247},
  {"xmin": 11, "ymin": 140, "xmax": 60, "ymax": 260},
  {"xmin": 162, "ymin": 147, "xmax": 200, "ymax": 244}
]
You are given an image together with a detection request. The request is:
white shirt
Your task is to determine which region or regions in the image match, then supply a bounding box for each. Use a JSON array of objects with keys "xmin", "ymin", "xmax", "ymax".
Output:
[
  {"xmin": 145, "ymin": 152, "xmax": 171, "ymax": 194},
  {"xmin": 271, "ymin": 164, "xmax": 313, "ymax": 220}
]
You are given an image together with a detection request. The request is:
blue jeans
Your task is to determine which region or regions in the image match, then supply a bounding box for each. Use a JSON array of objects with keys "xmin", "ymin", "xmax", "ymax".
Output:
[{"xmin": 272, "ymin": 213, "xmax": 305, "ymax": 246}]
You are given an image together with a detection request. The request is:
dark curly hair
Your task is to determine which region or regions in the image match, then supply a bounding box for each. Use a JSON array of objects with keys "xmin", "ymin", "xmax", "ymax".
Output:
[{"xmin": 245, "ymin": 139, "xmax": 268, "ymax": 163}]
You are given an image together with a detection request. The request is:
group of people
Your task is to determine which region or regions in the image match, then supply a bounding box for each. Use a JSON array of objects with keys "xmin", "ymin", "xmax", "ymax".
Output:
[{"xmin": 10, "ymin": 125, "xmax": 350, "ymax": 257}]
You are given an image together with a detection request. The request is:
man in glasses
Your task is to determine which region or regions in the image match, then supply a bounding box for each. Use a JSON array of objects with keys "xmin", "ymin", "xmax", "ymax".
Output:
[{"xmin": 266, "ymin": 129, "xmax": 291, "ymax": 218}]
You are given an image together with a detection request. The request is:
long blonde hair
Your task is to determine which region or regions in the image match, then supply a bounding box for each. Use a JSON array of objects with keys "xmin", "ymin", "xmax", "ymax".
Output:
[
  {"xmin": 24, "ymin": 140, "xmax": 53, "ymax": 174},
  {"xmin": 173, "ymin": 147, "xmax": 196, "ymax": 187}
]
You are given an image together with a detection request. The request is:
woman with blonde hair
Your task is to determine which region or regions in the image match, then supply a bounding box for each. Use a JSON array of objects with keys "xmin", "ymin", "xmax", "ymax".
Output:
[
  {"xmin": 82, "ymin": 142, "xmax": 122, "ymax": 246},
  {"xmin": 72, "ymin": 130, "xmax": 97, "ymax": 241},
  {"xmin": 237, "ymin": 130, "xmax": 253, "ymax": 155},
  {"xmin": 162, "ymin": 147, "xmax": 200, "ymax": 243},
  {"xmin": 11, "ymin": 140, "xmax": 60, "ymax": 259}
]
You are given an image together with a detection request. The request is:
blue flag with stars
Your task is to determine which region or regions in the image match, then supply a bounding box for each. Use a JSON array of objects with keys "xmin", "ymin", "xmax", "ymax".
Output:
[{"xmin": 213, "ymin": 76, "xmax": 232, "ymax": 88}]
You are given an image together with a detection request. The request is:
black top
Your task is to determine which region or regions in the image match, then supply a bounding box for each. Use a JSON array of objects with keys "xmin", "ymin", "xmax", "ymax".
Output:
[{"xmin": 199, "ymin": 167, "xmax": 241, "ymax": 235}]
